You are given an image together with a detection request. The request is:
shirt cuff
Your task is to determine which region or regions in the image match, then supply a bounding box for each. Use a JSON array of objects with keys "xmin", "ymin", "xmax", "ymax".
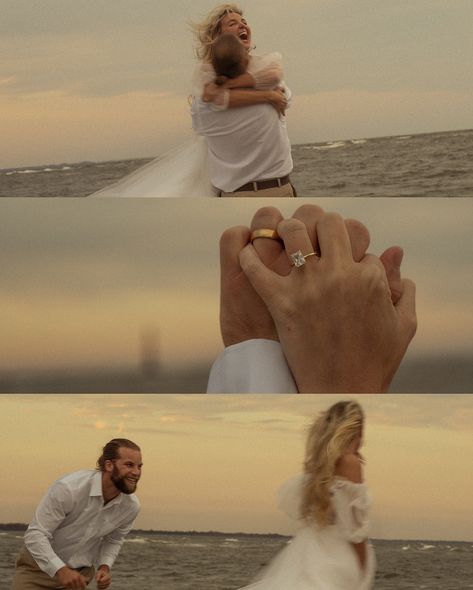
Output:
[
  {"xmin": 207, "ymin": 339, "xmax": 298, "ymax": 393},
  {"xmin": 47, "ymin": 556, "xmax": 66, "ymax": 578}
]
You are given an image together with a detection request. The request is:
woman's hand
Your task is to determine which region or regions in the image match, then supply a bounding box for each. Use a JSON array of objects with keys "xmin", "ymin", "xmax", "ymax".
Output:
[
  {"xmin": 220, "ymin": 205, "xmax": 381, "ymax": 348},
  {"xmin": 266, "ymin": 88, "xmax": 287, "ymax": 116},
  {"xmin": 239, "ymin": 213, "xmax": 417, "ymax": 393}
]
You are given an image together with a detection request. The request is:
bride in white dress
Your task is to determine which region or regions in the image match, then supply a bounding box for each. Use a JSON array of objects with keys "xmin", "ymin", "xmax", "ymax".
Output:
[
  {"xmin": 90, "ymin": 4, "xmax": 289, "ymax": 198},
  {"xmin": 241, "ymin": 401, "xmax": 375, "ymax": 590}
]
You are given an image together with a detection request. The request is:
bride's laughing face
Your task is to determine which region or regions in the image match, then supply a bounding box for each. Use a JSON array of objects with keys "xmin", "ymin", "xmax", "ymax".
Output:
[{"xmin": 220, "ymin": 12, "xmax": 252, "ymax": 49}]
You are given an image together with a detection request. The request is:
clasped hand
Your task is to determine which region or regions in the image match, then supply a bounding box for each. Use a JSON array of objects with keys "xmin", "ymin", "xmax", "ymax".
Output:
[{"xmin": 220, "ymin": 204, "xmax": 417, "ymax": 393}]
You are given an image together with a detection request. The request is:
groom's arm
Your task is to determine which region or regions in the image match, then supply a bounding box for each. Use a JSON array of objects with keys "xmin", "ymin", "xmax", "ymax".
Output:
[{"xmin": 207, "ymin": 339, "xmax": 298, "ymax": 393}]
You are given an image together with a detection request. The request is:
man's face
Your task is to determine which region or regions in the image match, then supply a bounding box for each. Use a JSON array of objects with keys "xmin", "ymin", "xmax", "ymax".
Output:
[
  {"xmin": 110, "ymin": 447, "xmax": 143, "ymax": 494},
  {"xmin": 220, "ymin": 12, "xmax": 252, "ymax": 49}
]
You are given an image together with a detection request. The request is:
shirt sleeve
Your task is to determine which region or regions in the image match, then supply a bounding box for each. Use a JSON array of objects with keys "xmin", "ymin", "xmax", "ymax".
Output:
[
  {"xmin": 207, "ymin": 339, "xmax": 298, "ymax": 393},
  {"xmin": 331, "ymin": 479, "xmax": 371, "ymax": 543},
  {"xmin": 97, "ymin": 503, "xmax": 140, "ymax": 569},
  {"xmin": 24, "ymin": 481, "xmax": 74, "ymax": 577}
]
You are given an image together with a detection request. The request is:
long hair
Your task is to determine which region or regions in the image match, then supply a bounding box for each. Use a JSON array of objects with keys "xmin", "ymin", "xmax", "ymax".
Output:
[
  {"xmin": 301, "ymin": 401, "xmax": 364, "ymax": 527},
  {"xmin": 96, "ymin": 438, "xmax": 141, "ymax": 471},
  {"xmin": 190, "ymin": 4, "xmax": 244, "ymax": 62}
]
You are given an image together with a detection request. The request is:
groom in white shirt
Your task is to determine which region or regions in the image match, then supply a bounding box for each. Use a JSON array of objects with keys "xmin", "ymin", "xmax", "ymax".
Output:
[
  {"xmin": 191, "ymin": 84, "xmax": 294, "ymax": 197},
  {"xmin": 11, "ymin": 439, "xmax": 142, "ymax": 590}
]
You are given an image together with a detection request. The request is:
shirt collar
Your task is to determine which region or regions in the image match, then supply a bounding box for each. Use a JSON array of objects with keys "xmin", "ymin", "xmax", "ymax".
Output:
[{"xmin": 90, "ymin": 471, "xmax": 123, "ymax": 506}]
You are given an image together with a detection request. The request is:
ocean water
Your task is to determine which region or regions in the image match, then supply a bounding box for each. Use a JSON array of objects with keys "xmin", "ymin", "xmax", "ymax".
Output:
[
  {"xmin": 1, "ymin": 129, "xmax": 472, "ymax": 198},
  {"xmin": 1, "ymin": 530, "xmax": 472, "ymax": 590}
]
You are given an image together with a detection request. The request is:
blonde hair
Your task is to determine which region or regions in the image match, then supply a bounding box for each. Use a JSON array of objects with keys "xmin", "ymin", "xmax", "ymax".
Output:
[
  {"xmin": 190, "ymin": 4, "xmax": 244, "ymax": 62},
  {"xmin": 301, "ymin": 401, "xmax": 364, "ymax": 527}
]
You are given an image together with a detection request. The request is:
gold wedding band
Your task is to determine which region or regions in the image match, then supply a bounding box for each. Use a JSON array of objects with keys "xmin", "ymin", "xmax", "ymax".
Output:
[{"xmin": 250, "ymin": 229, "xmax": 281, "ymax": 243}]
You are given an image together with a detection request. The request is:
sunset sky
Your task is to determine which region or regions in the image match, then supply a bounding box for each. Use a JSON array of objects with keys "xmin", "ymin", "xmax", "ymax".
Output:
[
  {"xmin": 1, "ymin": 198, "xmax": 472, "ymax": 379},
  {"xmin": 1, "ymin": 393, "xmax": 472, "ymax": 541},
  {"xmin": 1, "ymin": 0, "xmax": 472, "ymax": 167}
]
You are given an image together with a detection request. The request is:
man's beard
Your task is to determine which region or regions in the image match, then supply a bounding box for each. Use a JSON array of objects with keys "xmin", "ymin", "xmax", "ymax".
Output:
[{"xmin": 111, "ymin": 466, "xmax": 138, "ymax": 494}]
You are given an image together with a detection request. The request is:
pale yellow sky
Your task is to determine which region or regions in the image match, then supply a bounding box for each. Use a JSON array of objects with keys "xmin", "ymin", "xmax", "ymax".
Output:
[
  {"xmin": 1, "ymin": 1, "xmax": 472, "ymax": 167},
  {"xmin": 0, "ymin": 198, "xmax": 472, "ymax": 389},
  {"xmin": 1, "ymin": 394, "xmax": 472, "ymax": 541}
]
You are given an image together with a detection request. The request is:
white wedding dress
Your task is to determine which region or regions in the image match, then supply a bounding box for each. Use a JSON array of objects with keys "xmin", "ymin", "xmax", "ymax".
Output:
[
  {"xmin": 89, "ymin": 53, "xmax": 284, "ymax": 198},
  {"xmin": 240, "ymin": 474, "xmax": 375, "ymax": 590}
]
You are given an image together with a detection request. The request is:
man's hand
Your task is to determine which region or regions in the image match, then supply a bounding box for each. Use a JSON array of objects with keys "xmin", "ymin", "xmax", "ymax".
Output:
[
  {"xmin": 56, "ymin": 566, "xmax": 88, "ymax": 590},
  {"xmin": 95, "ymin": 565, "xmax": 112, "ymax": 590}
]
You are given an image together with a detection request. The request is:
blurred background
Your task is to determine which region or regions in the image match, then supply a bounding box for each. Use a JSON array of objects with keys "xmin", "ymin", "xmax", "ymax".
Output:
[{"xmin": 0, "ymin": 197, "xmax": 472, "ymax": 392}]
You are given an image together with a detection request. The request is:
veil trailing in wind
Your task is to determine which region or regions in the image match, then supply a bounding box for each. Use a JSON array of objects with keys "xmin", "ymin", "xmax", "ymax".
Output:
[{"xmin": 89, "ymin": 136, "xmax": 216, "ymax": 198}]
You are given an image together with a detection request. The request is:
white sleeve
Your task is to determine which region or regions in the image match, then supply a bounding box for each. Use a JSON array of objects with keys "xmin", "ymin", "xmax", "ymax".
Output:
[
  {"xmin": 24, "ymin": 481, "xmax": 73, "ymax": 577},
  {"xmin": 331, "ymin": 479, "xmax": 371, "ymax": 543},
  {"xmin": 207, "ymin": 339, "xmax": 298, "ymax": 393},
  {"xmin": 97, "ymin": 502, "xmax": 140, "ymax": 569}
]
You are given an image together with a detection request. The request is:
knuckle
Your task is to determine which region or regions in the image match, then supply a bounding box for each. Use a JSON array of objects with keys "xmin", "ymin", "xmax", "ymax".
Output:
[
  {"xmin": 293, "ymin": 203, "xmax": 325, "ymax": 219},
  {"xmin": 251, "ymin": 206, "xmax": 281, "ymax": 227},
  {"xmin": 278, "ymin": 217, "xmax": 305, "ymax": 235}
]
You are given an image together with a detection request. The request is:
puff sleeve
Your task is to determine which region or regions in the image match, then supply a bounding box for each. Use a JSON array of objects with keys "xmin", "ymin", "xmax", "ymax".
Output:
[{"xmin": 330, "ymin": 478, "xmax": 371, "ymax": 543}]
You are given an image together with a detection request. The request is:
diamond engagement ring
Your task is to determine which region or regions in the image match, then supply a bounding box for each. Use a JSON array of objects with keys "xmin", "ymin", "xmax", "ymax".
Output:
[
  {"xmin": 250, "ymin": 229, "xmax": 281, "ymax": 243},
  {"xmin": 290, "ymin": 250, "xmax": 318, "ymax": 267}
]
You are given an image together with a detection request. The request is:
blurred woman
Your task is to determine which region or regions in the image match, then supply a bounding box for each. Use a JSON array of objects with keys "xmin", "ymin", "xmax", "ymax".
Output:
[{"xmin": 240, "ymin": 401, "xmax": 375, "ymax": 590}]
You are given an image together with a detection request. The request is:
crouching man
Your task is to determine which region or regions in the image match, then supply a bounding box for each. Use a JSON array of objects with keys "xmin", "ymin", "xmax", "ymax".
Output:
[{"xmin": 12, "ymin": 438, "xmax": 142, "ymax": 590}]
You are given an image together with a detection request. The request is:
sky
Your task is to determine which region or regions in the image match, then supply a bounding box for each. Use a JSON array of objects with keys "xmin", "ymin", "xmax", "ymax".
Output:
[
  {"xmin": 0, "ymin": 197, "xmax": 472, "ymax": 380},
  {"xmin": 1, "ymin": 393, "xmax": 472, "ymax": 541},
  {"xmin": 1, "ymin": 0, "xmax": 472, "ymax": 167}
]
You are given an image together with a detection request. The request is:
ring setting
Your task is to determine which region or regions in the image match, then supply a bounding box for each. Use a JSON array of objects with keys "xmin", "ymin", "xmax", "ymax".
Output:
[
  {"xmin": 290, "ymin": 250, "xmax": 318, "ymax": 267},
  {"xmin": 250, "ymin": 229, "xmax": 281, "ymax": 243}
]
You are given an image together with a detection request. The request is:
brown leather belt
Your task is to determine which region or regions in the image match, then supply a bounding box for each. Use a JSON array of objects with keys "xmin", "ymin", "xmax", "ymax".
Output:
[{"xmin": 233, "ymin": 175, "xmax": 291, "ymax": 193}]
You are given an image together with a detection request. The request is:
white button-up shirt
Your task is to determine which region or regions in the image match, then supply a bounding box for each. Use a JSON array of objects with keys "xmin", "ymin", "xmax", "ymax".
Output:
[
  {"xmin": 191, "ymin": 76, "xmax": 293, "ymax": 192},
  {"xmin": 24, "ymin": 470, "xmax": 140, "ymax": 578}
]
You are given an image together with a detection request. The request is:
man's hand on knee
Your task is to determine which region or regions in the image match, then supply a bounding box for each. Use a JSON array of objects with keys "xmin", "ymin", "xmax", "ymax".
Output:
[{"xmin": 56, "ymin": 566, "xmax": 88, "ymax": 590}]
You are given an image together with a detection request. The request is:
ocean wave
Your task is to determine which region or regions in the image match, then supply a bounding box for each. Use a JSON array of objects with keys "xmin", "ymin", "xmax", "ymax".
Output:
[
  {"xmin": 125, "ymin": 537, "xmax": 148, "ymax": 544},
  {"xmin": 3, "ymin": 165, "xmax": 73, "ymax": 176},
  {"xmin": 312, "ymin": 141, "xmax": 346, "ymax": 151},
  {"xmin": 350, "ymin": 139, "xmax": 367, "ymax": 145},
  {"xmin": 419, "ymin": 544, "xmax": 436, "ymax": 550}
]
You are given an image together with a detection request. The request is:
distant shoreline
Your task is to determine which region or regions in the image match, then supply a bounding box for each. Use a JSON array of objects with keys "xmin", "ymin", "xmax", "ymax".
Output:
[
  {"xmin": 1, "ymin": 127, "xmax": 471, "ymax": 174},
  {"xmin": 1, "ymin": 524, "xmax": 471, "ymax": 544}
]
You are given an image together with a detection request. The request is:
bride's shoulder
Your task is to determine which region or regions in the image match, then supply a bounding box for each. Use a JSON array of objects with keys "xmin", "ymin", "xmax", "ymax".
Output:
[{"xmin": 334, "ymin": 453, "xmax": 363, "ymax": 484}]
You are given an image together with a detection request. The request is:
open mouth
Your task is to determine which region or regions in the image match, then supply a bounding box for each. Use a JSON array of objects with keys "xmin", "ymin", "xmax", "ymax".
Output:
[{"xmin": 238, "ymin": 31, "xmax": 249, "ymax": 41}]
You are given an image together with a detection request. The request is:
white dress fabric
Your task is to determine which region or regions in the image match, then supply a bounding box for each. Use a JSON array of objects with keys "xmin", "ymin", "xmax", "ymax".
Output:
[
  {"xmin": 240, "ymin": 474, "xmax": 375, "ymax": 590},
  {"xmin": 90, "ymin": 53, "xmax": 287, "ymax": 198},
  {"xmin": 89, "ymin": 136, "xmax": 216, "ymax": 198}
]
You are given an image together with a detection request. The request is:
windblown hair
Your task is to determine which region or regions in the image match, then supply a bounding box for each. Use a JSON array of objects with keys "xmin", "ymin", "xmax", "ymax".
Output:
[
  {"xmin": 96, "ymin": 438, "xmax": 141, "ymax": 471},
  {"xmin": 301, "ymin": 401, "xmax": 364, "ymax": 527},
  {"xmin": 190, "ymin": 4, "xmax": 244, "ymax": 62}
]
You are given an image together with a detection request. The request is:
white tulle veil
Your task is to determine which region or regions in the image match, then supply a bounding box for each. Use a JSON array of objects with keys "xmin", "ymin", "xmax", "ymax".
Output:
[{"xmin": 90, "ymin": 136, "xmax": 216, "ymax": 198}]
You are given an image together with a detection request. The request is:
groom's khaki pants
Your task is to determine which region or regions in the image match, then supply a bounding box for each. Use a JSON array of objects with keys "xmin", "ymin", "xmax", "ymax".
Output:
[
  {"xmin": 219, "ymin": 183, "xmax": 296, "ymax": 197},
  {"xmin": 11, "ymin": 546, "xmax": 95, "ymax": 590}
]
